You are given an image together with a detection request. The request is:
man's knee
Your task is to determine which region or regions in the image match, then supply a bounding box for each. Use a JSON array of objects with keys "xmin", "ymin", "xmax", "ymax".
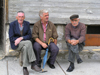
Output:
[
  {"xmin": 26, "ymin": 40, "xmax": 32, "ymax": 45},
  {"xmin": 50, "ymin": 43, "xmax": 59, "ymax": 53},
  {"xmin": 33, "ymin": 42, "xmax": 41, "ymax": 52}
]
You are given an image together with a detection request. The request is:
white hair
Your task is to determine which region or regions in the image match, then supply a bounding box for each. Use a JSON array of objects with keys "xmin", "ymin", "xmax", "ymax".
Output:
[
  {"xmin": 17, "ymin": 11, "xmax": 25, "ymax": 16},
  {"xmin": 39, "ymin": 9, "xmax": 48, "ymax": 17}
]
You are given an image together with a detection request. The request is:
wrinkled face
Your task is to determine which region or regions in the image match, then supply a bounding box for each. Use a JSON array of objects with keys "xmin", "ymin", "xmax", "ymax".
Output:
[
  {"xmin": 71, "ymin": 18, "xmax": 80, "ymax": 26},
  {"xmin": 40, "ymin": 13, "xmax": 49, "ymax": 22},
  {"xmin": 16, "ymin": 13, "xmax": 25, "ymax": 24}
]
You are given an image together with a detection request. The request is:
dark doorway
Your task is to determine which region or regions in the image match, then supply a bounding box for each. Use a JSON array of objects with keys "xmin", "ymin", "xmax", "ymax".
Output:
[
  {"xmin": 87, "ymin": 25, "xmax": 100, "ymax": 34},
  {"xmin": 0, "ymin": 0, "xmax": 4, "ymax": 57}
]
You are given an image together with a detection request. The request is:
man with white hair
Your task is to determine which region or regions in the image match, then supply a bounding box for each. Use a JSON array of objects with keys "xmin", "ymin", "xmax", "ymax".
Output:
[
  {"xmin": 9, "ymin": 11, "xmax": 42, "ymax": 75},
  {"xmin": 32, "ymin": 9, "xmax": 59, "ymax": 69},
  {"xmin": 65, "ymin": 14, "xmax": 86, "ymax": 72}
]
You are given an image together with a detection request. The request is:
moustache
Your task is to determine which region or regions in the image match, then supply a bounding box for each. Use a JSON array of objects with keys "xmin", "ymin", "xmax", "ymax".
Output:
[{"xmin": 73, "ymin": 23, "xmax": 77, "ymax": 24}]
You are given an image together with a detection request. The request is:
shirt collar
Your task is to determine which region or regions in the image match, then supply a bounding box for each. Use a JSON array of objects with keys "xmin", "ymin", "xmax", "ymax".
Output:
[
  {"xmin": 18, "ymin": 23, "xmax": 24, "ymax": 27},
  {"xmin": 41, "ymin": 21, "xmax": 48, "ymax": 27}
]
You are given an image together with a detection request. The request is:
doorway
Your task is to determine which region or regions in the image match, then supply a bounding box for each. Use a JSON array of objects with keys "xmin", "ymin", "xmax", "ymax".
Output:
[{"xmin": 0, "ymin": 0, "xmax": 5, "ymax": 57}]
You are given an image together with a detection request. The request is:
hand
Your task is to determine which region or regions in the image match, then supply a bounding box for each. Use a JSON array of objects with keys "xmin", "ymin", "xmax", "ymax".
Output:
[
  {"xmin": 67, "ymin": 40, "xmax": 71, "ymax": 44},
  {"xmin": 70, "ymin": 40, "xmax": 79, "ymax": 45},
  {"xmin": 54, "ymin": 39, "xmax": 57, "ymax": 45},
  {"xmin": 14, "ymin": 37, "xmax": 23, "ymax": 46},
  {"xmin": 41, "ymin": 43, "xmax": 48, "ymax": 48}
]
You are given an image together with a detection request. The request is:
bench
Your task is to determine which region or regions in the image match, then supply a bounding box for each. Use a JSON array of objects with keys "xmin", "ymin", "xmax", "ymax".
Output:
[{"xmin": 7, "ymin": 27, "xmax": 100, "ymax": 66}]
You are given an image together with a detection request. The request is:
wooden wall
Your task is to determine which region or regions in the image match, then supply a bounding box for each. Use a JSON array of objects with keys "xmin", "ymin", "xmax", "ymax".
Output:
[{"xmin": 8, "ymin": 0, "xmax": 100, "ymax": 24}]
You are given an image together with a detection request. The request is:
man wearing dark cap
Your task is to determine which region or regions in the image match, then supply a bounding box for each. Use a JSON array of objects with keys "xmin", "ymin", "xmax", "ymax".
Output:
[{"xmin": 65, "ymin": 14, "xmax": 86, "ymax": 72}]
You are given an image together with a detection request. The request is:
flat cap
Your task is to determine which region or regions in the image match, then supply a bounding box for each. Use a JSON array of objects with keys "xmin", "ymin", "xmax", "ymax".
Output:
[{"xmin": 70, "ymin": 14, "xmax": 79, "ymax": 20}]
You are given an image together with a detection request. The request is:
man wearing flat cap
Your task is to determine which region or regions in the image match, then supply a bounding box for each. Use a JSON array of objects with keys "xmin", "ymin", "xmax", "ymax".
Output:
[{"xmin": 65, "ymin": 14, "xmax": 86, "ymax": 72}]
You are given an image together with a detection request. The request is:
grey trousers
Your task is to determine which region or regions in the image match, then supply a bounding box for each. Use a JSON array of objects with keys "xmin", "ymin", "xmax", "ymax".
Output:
[
  {"xmin": 67, "ymin": 42, "xmax": 84, "ymax": 63},
  {"xmin": 16, "ymin": 40, "xmax": 36, "ymax": 67}
]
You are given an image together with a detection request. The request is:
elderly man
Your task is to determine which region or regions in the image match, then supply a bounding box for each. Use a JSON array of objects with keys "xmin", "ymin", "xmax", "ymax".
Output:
[
  {"xmin": 32, "ymin": 9, "xmax": 59, "ymax": 69},
  {"xmin": 9, "ymin": 11, "xmax": 41, "ymax": 75},
  {"xmin": 65, "ymin": 14, "xmax": 86, "ymax": 72}
]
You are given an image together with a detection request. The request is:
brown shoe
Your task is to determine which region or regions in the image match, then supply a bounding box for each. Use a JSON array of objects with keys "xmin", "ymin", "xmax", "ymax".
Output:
[
  {"xmin": 23, "ymin": 68, "xmax": 29, "ymax": 75},
  {"xmin": 31, "ymin": 65, "xmax": 42, "ymax": 72}
]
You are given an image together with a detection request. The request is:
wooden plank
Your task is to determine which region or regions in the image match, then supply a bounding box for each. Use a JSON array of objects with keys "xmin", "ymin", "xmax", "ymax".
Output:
[
  {"xmin": 5, "ymin": 0, "xmax": 8, "ymax": 22},
  {"xmin": 85, "ymin": 34, "xmax": 100, "ymax": 46}
]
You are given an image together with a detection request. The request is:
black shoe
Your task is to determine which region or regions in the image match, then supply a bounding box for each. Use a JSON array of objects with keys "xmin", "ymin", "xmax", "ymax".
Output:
[
  {"xmin": 37, "ymin": 60, "xmax": 42, "ymax": 68},
  {"xmin": 47, "ymin": 61, "xmax": 55, "ymax": 69},
  {"xmin": 77, "ymin": 58, "xmax": 83, "ymax": 64},
  {"xmin": 66, "ymin": 63, "xmax": 74, "ymax": 72},
  {"xmin": 37, "ymin": 64, "xmax": 41, "ymax": 68},
  {"xmin": 23, "ymin": 68, "xmax": 29, "ymax": 75}
]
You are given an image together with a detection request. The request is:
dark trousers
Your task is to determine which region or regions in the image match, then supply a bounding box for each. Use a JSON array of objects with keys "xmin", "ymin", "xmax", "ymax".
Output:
[
  {"xmin": 33, "ymin": 42, "xmax": 59, "ymax": 65},
  {"xmin": 66, "ymin": 42, "xmax": 84, "ymax": 63}
]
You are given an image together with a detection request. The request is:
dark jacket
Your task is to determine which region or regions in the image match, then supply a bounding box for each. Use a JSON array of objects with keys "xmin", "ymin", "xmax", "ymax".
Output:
[{"xmin": 9, "ymin": 20, "xmax": 32, "ymax": 49}]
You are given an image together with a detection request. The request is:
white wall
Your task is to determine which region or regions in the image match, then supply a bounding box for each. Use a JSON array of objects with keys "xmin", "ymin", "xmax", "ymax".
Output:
[{"xmin": 8, "ymin": 0, "xmax": 100, "ymax": 24}]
